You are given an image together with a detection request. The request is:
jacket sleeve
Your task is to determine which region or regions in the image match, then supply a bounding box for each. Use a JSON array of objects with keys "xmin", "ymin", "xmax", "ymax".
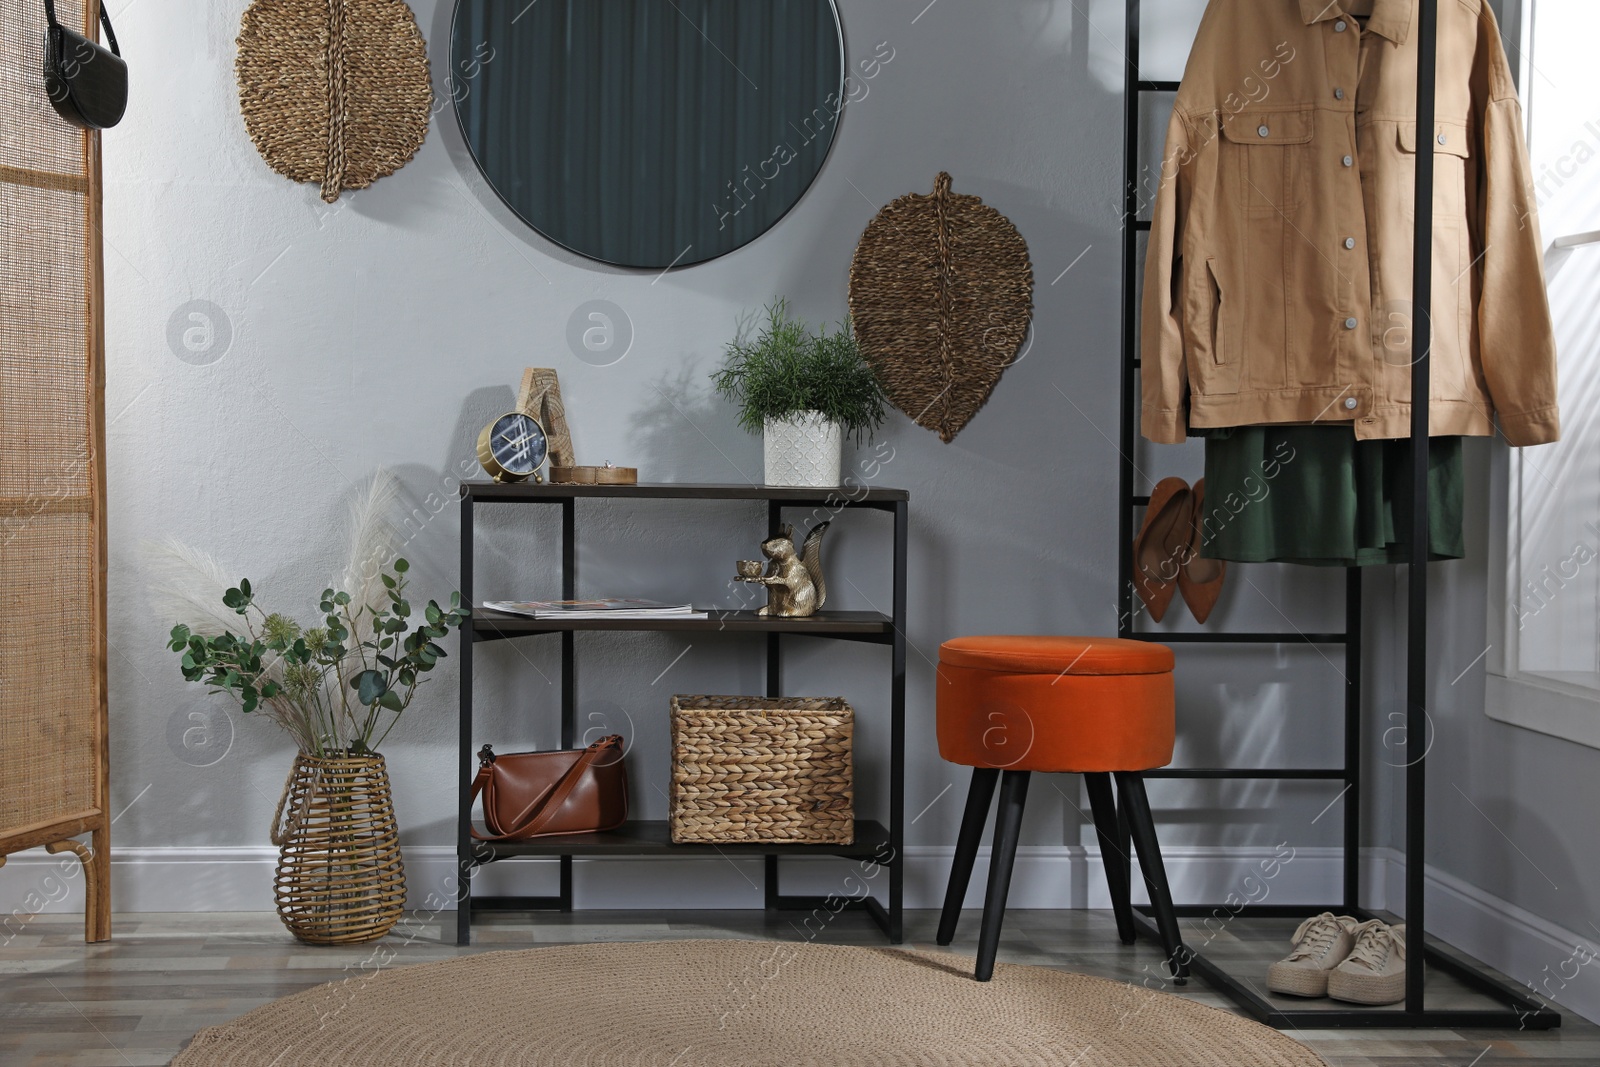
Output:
[
  {"xmin": 1140, "ymin": 109, "xmax": 1194, "ymax": 445},
  {"xmin": 1475, "ymin": 10, "xmax": 1561, "ymax": 446}
]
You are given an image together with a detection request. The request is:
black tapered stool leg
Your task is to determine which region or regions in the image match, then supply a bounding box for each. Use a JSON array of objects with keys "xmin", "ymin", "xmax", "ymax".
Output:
[
  {"xmin": 937, "ymin": 767, "xmax": 1001, "ymax": 946},
  {"xmin": 1115, "ymin": 789, "xmax": 1133, "ymax": 929},
  {"xmin": 1084, "ymin": 772, "xmax": 1136, "ymax": 945},
  {"xmin": 974, "ymin": 770, "xmax": 1031, "ymax": 982},
  {"xmin": 1115, "ymin": 771, "xmax": 1189, "ymax": 982}
]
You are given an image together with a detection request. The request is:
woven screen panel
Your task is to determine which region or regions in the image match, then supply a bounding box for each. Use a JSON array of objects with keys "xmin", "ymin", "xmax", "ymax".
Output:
[
  {"xmin": 0, "ymin": 513, "xmax": 96, "ymax": 828},
  {"xmin": 0, "ymin": 182, "xmax": 90, "ymax": 494},
  {"xmin": 0, "ymin": 0, "xmax": 97, "ymax": 834},
  {"xmin": 0, "ymin": 0, "xmax": 85, "ymax": 174}
]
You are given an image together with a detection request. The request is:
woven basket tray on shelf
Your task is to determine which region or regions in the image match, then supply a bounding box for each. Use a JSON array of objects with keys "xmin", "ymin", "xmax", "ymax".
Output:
[{"xmin": 669, "ymin": 695, "xmax": 854, "ymax": 845}]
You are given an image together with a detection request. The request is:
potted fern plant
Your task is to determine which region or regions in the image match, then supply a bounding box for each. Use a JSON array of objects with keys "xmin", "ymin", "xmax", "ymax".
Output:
[{"xmin": 712, "ymin": 299, "xmax": 887, "ymax": 487}]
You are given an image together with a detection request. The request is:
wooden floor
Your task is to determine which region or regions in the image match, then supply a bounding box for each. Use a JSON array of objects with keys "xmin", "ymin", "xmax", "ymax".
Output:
[{"xmin": 2, "ymin": 909, "xmax": 1595, "ymax": 1066}]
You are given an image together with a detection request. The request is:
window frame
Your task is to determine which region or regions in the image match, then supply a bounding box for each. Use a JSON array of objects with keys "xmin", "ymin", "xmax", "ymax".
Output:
[
  {"xmin": 1487, "ymin": 453, "xmax": 1600, "ymax": 749},
  {"xmin": 1484, "ymin": 0, "xmax": 1600, "ymax": 749}
]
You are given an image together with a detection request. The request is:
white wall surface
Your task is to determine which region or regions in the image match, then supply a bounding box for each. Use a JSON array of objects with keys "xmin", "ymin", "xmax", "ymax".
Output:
[{"xmin": 10, "ymin": 0, "xmax": 1361, "ymax": 902}]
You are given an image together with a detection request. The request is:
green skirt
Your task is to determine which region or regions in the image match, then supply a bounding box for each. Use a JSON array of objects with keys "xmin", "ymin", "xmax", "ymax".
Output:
[{"xmin": 1200, "ymin": 426, "xmax": 1464, "ymax": 567}]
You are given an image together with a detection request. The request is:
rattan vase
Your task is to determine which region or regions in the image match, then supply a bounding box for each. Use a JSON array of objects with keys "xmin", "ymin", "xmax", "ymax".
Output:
[{"xmin": 271, "ymin": 752, "xmax": 406, "ymax": 945}]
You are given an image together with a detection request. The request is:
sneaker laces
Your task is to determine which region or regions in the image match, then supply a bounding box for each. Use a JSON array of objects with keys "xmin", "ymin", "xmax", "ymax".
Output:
[
  {"xmin": 1286, "ymin": 912, "xmax": 1347, "ymax": 961},
  {"xmin": 1343, "ymin": 921, "xmax": 1407, "ymax": 972}
]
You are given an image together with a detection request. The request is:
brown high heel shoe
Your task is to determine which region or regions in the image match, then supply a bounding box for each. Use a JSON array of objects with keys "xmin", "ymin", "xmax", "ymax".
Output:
[
  {"xmin": 1178, "ymin": 478, "xmax": 1226, "ymax": 624},
  {"xmin": 1132, "ymin": 477, "xmax": 1194, "ymax": 624}
]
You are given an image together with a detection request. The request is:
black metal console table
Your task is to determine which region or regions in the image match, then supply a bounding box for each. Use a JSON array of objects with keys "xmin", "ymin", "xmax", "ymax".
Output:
[{"xmin": 454, "ymin": 481, "xmax": 908, "ymax": 946}]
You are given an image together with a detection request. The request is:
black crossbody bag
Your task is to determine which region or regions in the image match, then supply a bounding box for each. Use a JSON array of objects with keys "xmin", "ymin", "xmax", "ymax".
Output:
[{"xmin": 43, "ymin": 0, "xmax": 126, "ymax": 130}]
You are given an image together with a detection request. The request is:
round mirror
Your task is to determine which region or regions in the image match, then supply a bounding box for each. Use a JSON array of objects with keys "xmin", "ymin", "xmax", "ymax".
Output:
[{"xmin": 450, "ymin": 0, "xmax": 845, "ymax": 269}]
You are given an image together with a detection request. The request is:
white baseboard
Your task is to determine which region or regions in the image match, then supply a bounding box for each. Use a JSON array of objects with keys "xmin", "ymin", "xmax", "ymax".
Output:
[
  {"xmin": 1373, "ymin": 847, "xmax": 1600, "ymax": 1025},
  {"xmin": 4, "ymin": 843, "xmax": 1595, "ymax": 1023},
  {"xmin": 0, "ymin": 842, "xmax": 1347, "ymax": 915}
]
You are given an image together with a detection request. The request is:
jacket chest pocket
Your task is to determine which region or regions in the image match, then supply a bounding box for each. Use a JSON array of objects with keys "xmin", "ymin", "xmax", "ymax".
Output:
[
  {"xmin": 1393, "ymin": 120, "xmax": 1475, "ymax": 396},
  {"xmin": 1220, "ymin": 108, "xmax": 1314, "ymax": 217},
  {"xmin": 1396, "ymin": 120, "xmax": 1471, "ymax": 221}
]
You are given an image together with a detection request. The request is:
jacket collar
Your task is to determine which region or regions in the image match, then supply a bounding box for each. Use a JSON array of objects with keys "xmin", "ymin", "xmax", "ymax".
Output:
[{"xmin": 1298, "ymin": 0, "xmax": 1413, "ymax": 44}]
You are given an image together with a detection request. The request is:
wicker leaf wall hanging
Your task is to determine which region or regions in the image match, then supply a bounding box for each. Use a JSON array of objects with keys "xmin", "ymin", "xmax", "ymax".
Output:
[
  {"xmin": 236, "ymin": 0, "xmax": 432, "ymax": 204},
  {"xmin": 848, "ymin": 173, "xmax": 1034, "ymax": 442}
]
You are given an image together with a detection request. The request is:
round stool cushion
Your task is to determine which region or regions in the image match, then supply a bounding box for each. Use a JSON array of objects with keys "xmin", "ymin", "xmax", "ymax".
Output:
[
  {"xmin": 936, "ymin": 636, "xmax": 1175, "ymax": 773},
  {"xmin": 940, "ymin": 635, "xmax": 1174, "ymax": 675}
]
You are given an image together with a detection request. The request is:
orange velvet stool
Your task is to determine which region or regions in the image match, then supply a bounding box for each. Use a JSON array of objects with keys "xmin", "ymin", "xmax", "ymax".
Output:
[{"xmin": 934, "ymin": 636, "xmax": 1190, "ymax": 982}]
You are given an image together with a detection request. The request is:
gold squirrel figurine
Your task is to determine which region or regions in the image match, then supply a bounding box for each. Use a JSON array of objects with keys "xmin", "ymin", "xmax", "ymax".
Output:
[{"xmin": 748, "ymin": 521, "xmax": 830, "ymax": 618}]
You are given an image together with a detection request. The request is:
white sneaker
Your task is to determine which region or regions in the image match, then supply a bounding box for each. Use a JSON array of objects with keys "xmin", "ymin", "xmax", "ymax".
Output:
[
  {"xmin": 1327, "ymin": 920, "xmax": 1408, "ymax": 1005},
  {"xmin": 1267, "ymin": 913, "xmax": 1360, "ymax": 997}
]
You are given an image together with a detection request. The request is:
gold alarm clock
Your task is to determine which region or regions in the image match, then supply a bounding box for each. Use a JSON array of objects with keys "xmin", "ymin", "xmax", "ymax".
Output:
[{"xmin": 476, "ymin": 411, "xmax": 549, "ymax": 483}]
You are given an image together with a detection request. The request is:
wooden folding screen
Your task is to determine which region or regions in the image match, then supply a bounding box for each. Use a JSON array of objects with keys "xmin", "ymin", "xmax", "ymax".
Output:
[{"xmin": 0, "ymin": 0, "xmax": 110, "ymax": 942}]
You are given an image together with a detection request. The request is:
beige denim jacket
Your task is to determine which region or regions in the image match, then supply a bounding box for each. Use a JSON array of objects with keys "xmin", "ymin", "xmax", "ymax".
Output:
[{"xmin": 1141, "ymin": 0, "xmax": 1560, "ymax": 446}]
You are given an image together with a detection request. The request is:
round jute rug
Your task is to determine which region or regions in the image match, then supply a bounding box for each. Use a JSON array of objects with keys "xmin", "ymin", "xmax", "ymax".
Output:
[{"xmin": 171, "ymin": 940, "xmax": 1327, "ymax": 1067}]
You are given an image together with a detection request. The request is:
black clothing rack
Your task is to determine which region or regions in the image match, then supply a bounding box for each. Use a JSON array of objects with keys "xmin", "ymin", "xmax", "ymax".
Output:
[{"xmin": 1115, "ymin": 0, "xmax": 1558, "ymax": 1028}]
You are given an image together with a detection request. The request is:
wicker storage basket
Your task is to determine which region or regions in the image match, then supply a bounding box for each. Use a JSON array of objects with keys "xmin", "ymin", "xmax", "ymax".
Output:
[
  {"xmin": 670, "ymin": 695, "xmax": 854, "ymax": 845},
  {"xmin": 271, "ymin": 752, "xmax": 406, "ymax": 945}
]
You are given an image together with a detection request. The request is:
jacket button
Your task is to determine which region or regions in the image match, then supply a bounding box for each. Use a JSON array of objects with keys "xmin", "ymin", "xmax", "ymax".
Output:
[
  {"xmin": 1335, "ymin": 19, "xmax": 1348, "ymax": 31},
  {"xmin": 1344, "ymin": 237, "xmax": 1357, "ymax": 249},
  {"xmin": 1438, "ymin": 133, "xmax": 1448, "ymax": 145},
  {"xmin": 1258, "ymin": 125, "xmax": 1271, "ymax": 137},
  {"xmin": 1344, "ymin": 317, "xmax": 1358, "ymax": 330},
  {"xmin": 1343, "ymin": 155, "xmax": 1354, "ymax": 167},
  {"xmin": 1335, "ymin": 87, "xmax": 1346, "ymax": 100},
  {"xmin": 1344, "ymin": 398, "xmax": 1359, "ymax": 410}
]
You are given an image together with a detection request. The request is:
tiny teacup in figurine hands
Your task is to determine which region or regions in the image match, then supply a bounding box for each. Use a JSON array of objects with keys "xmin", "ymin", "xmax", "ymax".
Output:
[{"xmin": 735, "ymin": 560, "xmax": 764, "ymax": 579}]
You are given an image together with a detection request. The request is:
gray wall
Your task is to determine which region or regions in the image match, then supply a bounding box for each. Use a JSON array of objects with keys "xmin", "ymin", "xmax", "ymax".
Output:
[
  {"xmin": 1406, "ymin": 440, "xmax": 1600, "ymax": 939},
  {"xmin": 19, "ymin": 0, "xmax": 1575, "ymax": 930}
]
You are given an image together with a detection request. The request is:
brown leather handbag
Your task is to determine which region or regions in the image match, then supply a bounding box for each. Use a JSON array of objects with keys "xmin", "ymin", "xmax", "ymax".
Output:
[{"xmin": 470, "ymin": 735, "xmax": 628, "ymax": 840}]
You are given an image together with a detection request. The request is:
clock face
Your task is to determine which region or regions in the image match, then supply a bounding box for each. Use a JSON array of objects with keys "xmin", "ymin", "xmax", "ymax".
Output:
[{"xmin": 487, "ymin": 412, "xmax": 547, "ymax": 476}]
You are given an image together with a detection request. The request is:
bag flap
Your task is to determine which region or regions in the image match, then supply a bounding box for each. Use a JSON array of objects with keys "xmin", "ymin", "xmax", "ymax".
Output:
[
  {"xmin": 46, "ymin": 25, "xmax": 128, "ymax": 130},
  {"xmin": 1398, "ymin": 120, "xmax": 1470, "ymax": 159},
  {"xmin": 483, "ymin": 748, "xmax": 583, "ymax": 831},
  {"xmin": 1221, "ymin": 109, "xmax": 1313, "ymax": 145}
]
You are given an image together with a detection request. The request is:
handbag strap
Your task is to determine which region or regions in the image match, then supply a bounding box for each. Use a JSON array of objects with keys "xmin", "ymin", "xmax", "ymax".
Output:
[
  {"xmin": 469, "ymin": 736, "xmax": 622, "ymax": 842},
  {"xmin": 43, "ymin": 0, "xmax": 120, "ymax": 56}
]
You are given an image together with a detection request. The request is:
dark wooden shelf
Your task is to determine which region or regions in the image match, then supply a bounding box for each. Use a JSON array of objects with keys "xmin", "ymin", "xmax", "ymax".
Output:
[
  {"xmin": 475, "ymin": 819, "xmax": 891, "ymax": 860},
  {"xmin": 473, "ymin": 608, "xmax": 894, "ymax": 643},
  {"xmin": 462, "ymin": 481, "xmax": 908, "ymax": 507},
  {"xmin": 457, "ymin": 477, "xmax": 908, "ymax": 944}
]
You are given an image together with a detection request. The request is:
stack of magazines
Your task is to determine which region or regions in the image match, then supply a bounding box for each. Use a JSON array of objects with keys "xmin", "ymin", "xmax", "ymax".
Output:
[{"xmin": 482, "ymin": 599, "xmax": 708, "ymax": 620}]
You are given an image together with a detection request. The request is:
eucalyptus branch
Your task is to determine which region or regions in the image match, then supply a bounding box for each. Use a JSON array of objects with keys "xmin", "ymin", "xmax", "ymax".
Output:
[{"xmin": 167, "ymin": 559, "xmax": 469, "ymax": 756}]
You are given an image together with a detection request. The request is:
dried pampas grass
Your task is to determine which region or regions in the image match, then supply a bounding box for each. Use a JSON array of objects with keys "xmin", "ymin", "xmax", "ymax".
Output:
[
  {"xmin": 143, "ymin": 537, "xmax": 256, "ymax": 637},
  {"xmin": 143, "ymin": 469, "xmax": 413, "ymax": 752},
  {"xmin": 339, "ymin": 469, "xmax": 402, "ymax": 643}
]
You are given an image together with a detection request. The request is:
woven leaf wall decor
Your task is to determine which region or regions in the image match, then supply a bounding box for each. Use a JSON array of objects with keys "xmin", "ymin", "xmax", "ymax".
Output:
[
  {"xmin": 848, "ymin": 173, "xmax": 1034, "ymax": 442},
  {"xmin": 236, "ymin": 0, "xmax": 432, "ymax": 203}
]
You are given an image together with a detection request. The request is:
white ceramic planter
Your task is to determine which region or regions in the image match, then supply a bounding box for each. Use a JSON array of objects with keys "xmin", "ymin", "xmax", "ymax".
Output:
[{"xmin": 763, "ymin": 411, "xmax": 843, "ymax": 488}]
